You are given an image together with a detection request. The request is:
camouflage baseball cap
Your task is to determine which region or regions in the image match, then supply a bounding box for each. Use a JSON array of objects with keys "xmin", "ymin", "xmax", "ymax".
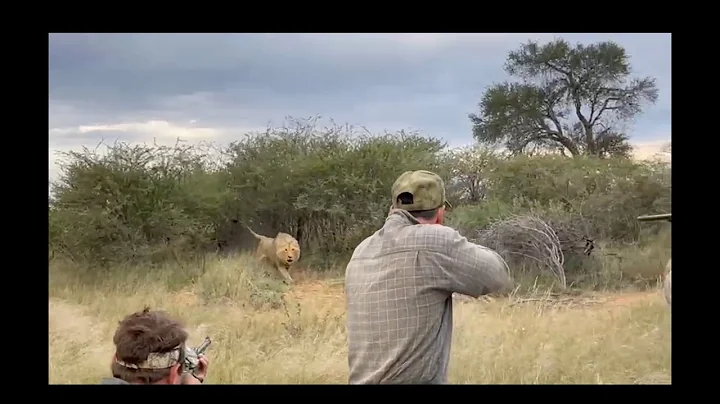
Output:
[{"xmin": 391, "ymin": 170, "xmax": 452, "ymax": 211}]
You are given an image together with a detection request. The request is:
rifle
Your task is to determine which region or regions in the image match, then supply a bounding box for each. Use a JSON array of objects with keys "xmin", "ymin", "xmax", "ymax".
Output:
[
  {"xmin": 183, "ymin": 336, "xmax": 212, "ymax": 373},
  {"xmin": 637, "ymin": 213, "xmax": 671, "ymax": 223}
]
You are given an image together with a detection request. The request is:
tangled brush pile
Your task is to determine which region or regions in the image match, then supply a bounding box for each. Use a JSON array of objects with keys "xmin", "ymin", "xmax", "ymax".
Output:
[{"xmin": 476, "ymin": 215, "xmax": 567, "ymax": 289}]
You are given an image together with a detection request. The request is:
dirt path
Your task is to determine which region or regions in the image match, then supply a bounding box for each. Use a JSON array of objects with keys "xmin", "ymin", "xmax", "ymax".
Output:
[
  {"xmin": 49, "ymin": 299, "xmax": 104, "ymax": 338},
  {"xmin": 605, "ymin": 291, "xmax": 658, "ymax": 306},
  {"xmin": 49, "ymin": 299, "xmax": 113, "ymax": 372},
  {"xmin": 286, "ymin": 280, "xmax": 345, "ymax": 305}
]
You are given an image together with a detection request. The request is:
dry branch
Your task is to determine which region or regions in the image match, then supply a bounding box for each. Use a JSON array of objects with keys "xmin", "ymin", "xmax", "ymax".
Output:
[{"xmin": 477, "ymin": 215, "xmax": 567, "ymax": 289}]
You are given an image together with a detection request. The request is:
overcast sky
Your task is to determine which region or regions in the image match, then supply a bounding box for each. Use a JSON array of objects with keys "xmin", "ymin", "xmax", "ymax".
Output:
[{"xmin": 49, "ymin": 33, "xmax": 671, "ymax": 181}]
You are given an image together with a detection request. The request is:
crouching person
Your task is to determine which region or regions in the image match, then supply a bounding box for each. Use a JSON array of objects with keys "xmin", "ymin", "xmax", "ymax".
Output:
[{"xmin": 101, "ymin": 307, "xmax": 209, "ymax": 385}]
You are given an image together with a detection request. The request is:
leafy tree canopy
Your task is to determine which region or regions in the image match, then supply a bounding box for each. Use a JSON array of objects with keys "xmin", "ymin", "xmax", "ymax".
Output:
[{"xmin": 469, "ymin": 39, "xmax": 659, "ymax": 158}]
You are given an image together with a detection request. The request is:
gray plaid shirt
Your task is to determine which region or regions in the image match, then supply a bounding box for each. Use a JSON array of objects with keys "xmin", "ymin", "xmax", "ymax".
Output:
[{"xmin": 345, "ymin": 210, "xmax": 510, "ymax": 384}]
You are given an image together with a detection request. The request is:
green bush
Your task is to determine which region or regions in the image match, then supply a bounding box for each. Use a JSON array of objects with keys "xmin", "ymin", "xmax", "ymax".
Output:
[
  {"xmin": 50, "ymin": 119, "xmax": 449, "ymax": 268},
  {"xmin": 49, "ymin": 141, "xmax": 227, "ymax": 266},
  {"xmin": 482, "ymin": 154, "xmax": 670, "ymax": 242},
  {"xmin": 49, "ymin": 118, "xmax": 671, "ymax": 290}
]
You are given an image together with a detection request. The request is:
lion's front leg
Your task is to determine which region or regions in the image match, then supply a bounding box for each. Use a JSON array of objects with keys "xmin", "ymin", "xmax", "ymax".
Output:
[{"xmin": 276, "ymin": 265, "xmax": 294, "ymax": 284}]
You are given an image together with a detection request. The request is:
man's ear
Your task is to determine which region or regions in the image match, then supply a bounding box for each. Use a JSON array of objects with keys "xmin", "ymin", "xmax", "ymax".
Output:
[
  {"xmin": 168, "ymin": 364, "xmax": 181, "ymax": 384},
  {"xmin": 436, "ymin": 207, "xmax": 445, "ymax": 224}
]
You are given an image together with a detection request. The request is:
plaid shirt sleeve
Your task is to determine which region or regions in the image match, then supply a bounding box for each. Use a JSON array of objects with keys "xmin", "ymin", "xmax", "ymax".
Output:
[{"xmin": 434, "ymin": 226, "xmax": 511, "ymax": 298}]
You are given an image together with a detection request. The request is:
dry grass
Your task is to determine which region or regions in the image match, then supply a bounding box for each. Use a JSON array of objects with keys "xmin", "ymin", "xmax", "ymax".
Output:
[{"xmin": 49, "ymin": 254, "xmax": 671, "ymax": 385}]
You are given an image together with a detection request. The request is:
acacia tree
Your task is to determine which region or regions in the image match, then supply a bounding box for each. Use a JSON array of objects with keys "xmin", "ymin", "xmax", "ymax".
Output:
[{"xmin": 469, "ymin": 39, "xmax": 659, "ymax": 158}]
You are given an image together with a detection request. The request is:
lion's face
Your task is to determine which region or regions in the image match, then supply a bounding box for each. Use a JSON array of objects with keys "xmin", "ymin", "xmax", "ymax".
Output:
[{"xmin": 275, "ymin": 239, "xmax": 300, "ymax": 267}]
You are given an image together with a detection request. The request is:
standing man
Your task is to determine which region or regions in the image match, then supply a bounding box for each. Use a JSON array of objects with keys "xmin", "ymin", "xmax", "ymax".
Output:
[{"xmin": 345, "ymin": 170, "xmax": 511, "ymax": 384}]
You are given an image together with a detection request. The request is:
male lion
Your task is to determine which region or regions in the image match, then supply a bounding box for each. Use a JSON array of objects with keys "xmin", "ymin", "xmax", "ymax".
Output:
[{"xmin": 246, "ymin": 226, "xmax": 300, "ymax": 284}]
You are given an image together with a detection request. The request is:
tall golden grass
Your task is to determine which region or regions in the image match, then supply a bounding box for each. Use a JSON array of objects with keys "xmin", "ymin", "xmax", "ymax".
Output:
[{"xmin": 49, "ymin": 254, "xmax": 671, "ymax": 385}]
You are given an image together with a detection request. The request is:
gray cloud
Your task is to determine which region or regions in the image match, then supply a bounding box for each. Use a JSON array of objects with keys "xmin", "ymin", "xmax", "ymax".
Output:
[{"xmin": 49, "ymin": 33, "xmax": 671, "ymax": 175}]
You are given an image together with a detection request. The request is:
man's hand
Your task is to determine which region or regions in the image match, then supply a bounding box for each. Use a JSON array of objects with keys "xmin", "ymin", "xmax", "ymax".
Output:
[{"xmin": 181, "ymin": 356, "xmax": 209, "ymax": 384}]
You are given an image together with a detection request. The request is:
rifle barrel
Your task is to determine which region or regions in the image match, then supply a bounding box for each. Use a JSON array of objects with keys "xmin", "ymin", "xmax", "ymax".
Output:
[
  {"xmin": 196, "ymin": 337, "xmax": 212, "ymax": 355},
  {"xmin": 637, "ymin": 213, "xmax": 672, "ymax": 222}
]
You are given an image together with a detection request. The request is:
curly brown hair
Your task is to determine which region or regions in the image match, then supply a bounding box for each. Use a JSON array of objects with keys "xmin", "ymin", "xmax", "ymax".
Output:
[{"xmin": 111, "ymin": 307, "xmax": 189, "ymax": 384}]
